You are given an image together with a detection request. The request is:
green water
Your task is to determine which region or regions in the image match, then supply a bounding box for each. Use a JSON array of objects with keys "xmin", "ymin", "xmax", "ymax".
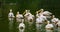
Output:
[{"xmin": 0, "ymin": 16, "xmax": 58, "ymax": 32}]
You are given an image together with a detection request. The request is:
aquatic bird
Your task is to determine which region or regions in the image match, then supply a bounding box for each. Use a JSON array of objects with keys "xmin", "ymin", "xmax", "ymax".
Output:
[
  {"xmin": 8, "ymin": 9, "xmax": 15, "ymax": 21},
  {"xmin": 45, "ymin": 21, "xmax": 54, "ymax": 32},
  {"xmin": 19, "ymin": 20, "xmax": 25, "ymax": 32},
  {"xmin": 56, "ymin": 20, "xmax": 60, "ymax": 32},
  {"xmin": 24, "ymin": 10, "xmax": 34, "ymax": 25},
  {"xmin": 16, "ymin": 11, "xmax": 23, "ymax": 23}
]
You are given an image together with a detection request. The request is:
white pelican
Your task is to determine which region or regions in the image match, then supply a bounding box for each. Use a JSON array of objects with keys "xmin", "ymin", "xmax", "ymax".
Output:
[
  {"xmin": 51, "ymin": 15, "xmax": 59, "ymax": 31},
  {"xmin": 45, "ymin": 21, "xmax": 54, "ymax": 32},
  {"xmin": 16, "ymin": 11, "xmax": 24, "ymax": 23},
  {"xmin": 8, "ymin": 9, "xmax": 15, "ymax": 21},
  {"xmin": 36, "ymin": 9, "xmax": 47, "ymax": 21},
  {"xmin": 36, "ymin": 9, "xmax": 47, "ymax": 32},
  {"xmin": 36, "ymin": 9, "xmax": 44, "ymax": 18},
  {"xmin": 51, "ymin": 15, "xmax": 59, "ymax": 24},
  {"xmin": 36, "ymin": 9, "xmax": 47, "ymax": 22},
  {"xmin": 19, "ymin": 21, "xmax": 25, "ymax": 32},
  {"xmin": 24, "ymin": 10, "xmax": 34, "ymax": 25},
  {"xmin": 56, "ymin": 20, "xmax": 60, "ymax": 32},
  {"xmin": 43, "ymin": 11, "xmax": 52, "ymax": 21}
]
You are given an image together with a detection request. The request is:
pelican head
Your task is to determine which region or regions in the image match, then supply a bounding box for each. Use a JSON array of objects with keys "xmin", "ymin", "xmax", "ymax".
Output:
[
  {"xmin": 51, "ymin": 15, "xmax": 55, "ymax": 19},
  {"xmin": 28, "ymin": 10, "xmax": 30, "ymax": 12},
  {"xmin": 25, "ymin": 10, "xmax": 30, "ymax": 13},
  {"xmin": 17, "ymin": 11, "xmax": 19, "ymax": 14},
  {"xmin": 40, "ymin": 9, "xmax": 44, "ymax": 13},
  {"xmin": 40, "ymin": 9, "xmax": 44, "ymax": 11},
  {"xmin": 10, "ymin": 9, "xmax": 12, "ymax": 12},
  {"xmin": 47, "ymin": 21, "xmax": 50, "ymax": 24},
  {"xmin": 25, "ymin": 10, "xmax": 28, "ymax": 13},
  {"xmin": 52, "ymin": 15, "xmax": 55, "ymax": 18},
  {"xmin": 36, "ymin": 11, "xmax": 38, "ymax": 14}
]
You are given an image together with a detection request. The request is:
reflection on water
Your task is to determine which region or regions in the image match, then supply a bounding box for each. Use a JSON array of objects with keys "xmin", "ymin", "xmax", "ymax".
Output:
[
  {"xmin": 7, "ymin": 18, "xmax": 59, "ymax": 32},
  {"xmin": 8, "ymin": 18, "xmax": 14, "ymax": 32},
  {"xmin": 9, "ymin": 20, "xmax": 14, "ymax": 32},
  {"xmin": 58, "ymin": 27, "xmax": 60, "ymax": 32},
  {"xmin": 46, "ymin": 30, "xmax": 53, "ymax": 32},
  {"xmin": 36, "ymin": 24, "xmax": 42, "ymax": 32}
]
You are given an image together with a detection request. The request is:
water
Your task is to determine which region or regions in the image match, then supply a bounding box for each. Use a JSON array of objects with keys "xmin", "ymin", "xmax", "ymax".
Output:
[
  {"xmin": 0, "ymin": 16, "xmax": 59, "ymax": 32},
  {"xmin": 7, "ymin": 17, "xmax": 36, "ymax": 32}
]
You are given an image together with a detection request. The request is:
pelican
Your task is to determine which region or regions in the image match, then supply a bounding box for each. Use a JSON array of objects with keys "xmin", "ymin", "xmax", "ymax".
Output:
[
  {"xmin": 51, "ymin": 15, "xmax": 59, "ymax": 24},
  {"xmin": 43, "ymin": 11, "xmax": 52, "ymax": 21},
  {"xmin": 51, "ymin": 15, "xmax": 59, "ymax": 31},
  {"xmin": 24, "ymin": 10, "xmax": 34, "ymax": 25},
  {"xmin": 45, "ymin": 21, "xmax": 54, "ymax": 32},
  {"xmin": 8, "ymin": 9, "xmax": 15, "ymax": 21},
  {"xmin": 24, "ymin": 10, "xmax": 30, "ymax": 22},
  {"xmin": 16, "ymin": 11, "xmax": 24, "ymax": 23},
  {"xmin": 36, "ymin": 14, "xmax": 47, "ymax": 32},
  {"xmin": 36, "ymin": 9, "xmax": 47, "ymax": 32},
  {"xmin": 36, "ymin": 9, "xmax": 47, "ymax": 21},
  {"xmin": 56, "ymin": 20, "xmax": 60, "ymax": 32},
  {"xmin": 19, "ymin": 20, "xmax": 25, "ymax": 32},
  {"xmin": 36, "ymin": 9, "xmax": 44, "ymax": 18}
]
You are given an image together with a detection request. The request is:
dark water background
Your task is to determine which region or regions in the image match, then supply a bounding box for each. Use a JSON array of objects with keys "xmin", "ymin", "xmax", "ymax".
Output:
[{"xmin": 0, "ymin": 0, "xmax": 60, "ymax": 32}]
